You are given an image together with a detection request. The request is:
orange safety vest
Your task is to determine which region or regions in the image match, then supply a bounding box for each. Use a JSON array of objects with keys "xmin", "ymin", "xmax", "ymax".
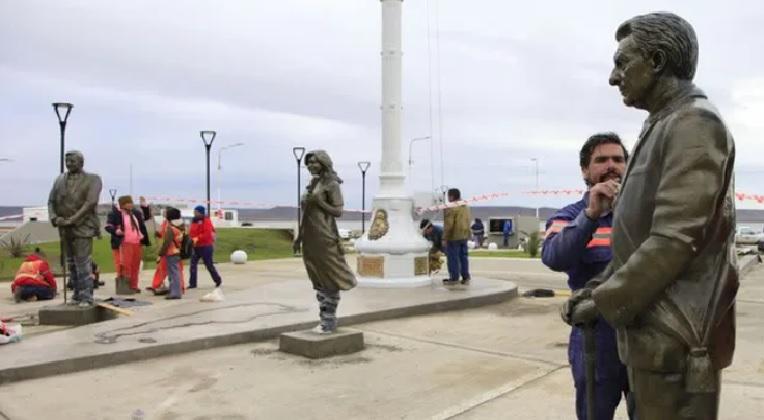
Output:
[
  {"xmin": 165, "ymin": 224, "xmax": 184, "ymax": 255},
  {"xmin": 15, "ymin": 259, "xmax": 45, "ymax": 283}
]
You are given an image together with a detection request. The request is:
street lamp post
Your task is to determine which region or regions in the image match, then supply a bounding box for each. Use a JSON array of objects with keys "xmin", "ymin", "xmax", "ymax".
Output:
[
  {"xmin": 407, "ymin": 136, "xmax": 431, "ymax": 172},
  {"xmin": 217, "ymin": 142, "xmax": 245, "ymax": 211},
  {"xmin": 200, "ymin": 131, "xmax": 217, "ymax": 216},
  {"xmin": 292, "ymin": 147, "xmax": 306, "ymax": 248},
  {"xmin": 52, "ymin": 102, "xmax": 73, "ymax": 303},
  {"xmin": 531, "ymin": 158, "xmax": 539, "ymax": 220},
  {"xmin": 52, "ymin": 102, "xmax": 73, "ymax": 174},
  {"xmin": 357, "ymin": 161, "xmax": 371, "ymax": 234}
]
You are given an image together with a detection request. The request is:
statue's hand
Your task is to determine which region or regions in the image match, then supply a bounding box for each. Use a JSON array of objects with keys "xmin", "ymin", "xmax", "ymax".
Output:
[
  {"xmin": 560, "ymin": 288, "xmax": 592, "ymax": 326},
  {"xmin": 58, "ymin": 218, "xmax": 73, "ymax": 227},
  {"xmin": 305, "ymin": 193, "xmax": 322, "ymax": 205},
  {"xmin": 570, "ymin": 299, "xmax": 598, "ymax": 326},
  {"xmin": 52, "ymin": 217, "xmax": 63, "ymax": 227}
]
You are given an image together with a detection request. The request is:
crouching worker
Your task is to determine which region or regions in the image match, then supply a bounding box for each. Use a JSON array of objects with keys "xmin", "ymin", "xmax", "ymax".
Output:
[
  {"xmin": 12, "ymin": 249, "xmax": 57, "ymax": 302},
  {"xmin": 157, "ymin": 207, "xmax": 185, "ymax": 300},
  {"xmin": 420, "ymin": 219, "xmax": 444, "ymax": 274}
]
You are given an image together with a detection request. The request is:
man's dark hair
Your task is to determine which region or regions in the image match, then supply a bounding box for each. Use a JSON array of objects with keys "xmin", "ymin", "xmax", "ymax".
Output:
[
  {"xmin": 447, "ymin": 188, "xmax": 461, "ymax": 200},
  {"xmin": 616, "ymin": 12, "xmax": 698, "ymax": 81},
  {"xmin": 579, "ymin": 132, "xmax": 629, "ymax": 168},
  {"xmin": 420, "ymin": 219, "xmax": 432, "ymax": 230}
]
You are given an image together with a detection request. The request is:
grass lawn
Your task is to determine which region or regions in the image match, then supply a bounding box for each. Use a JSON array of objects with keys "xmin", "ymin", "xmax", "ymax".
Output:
[
  {"xmin": 0, "ymin": 228, "xmax": 295, "ymax": 281},
  {"xmin": 470, "ymin": 249, "xmax": 538, "ymax": 258}
]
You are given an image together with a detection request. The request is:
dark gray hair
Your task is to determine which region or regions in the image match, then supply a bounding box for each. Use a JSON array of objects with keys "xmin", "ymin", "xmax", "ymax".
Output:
[
  {"xmin": 616, "ymin": 12, "xmax": 698, "ymax": 81},
  {"xmin": 65, "ymin": 150, "xmax": 84, "ymax": 164}
]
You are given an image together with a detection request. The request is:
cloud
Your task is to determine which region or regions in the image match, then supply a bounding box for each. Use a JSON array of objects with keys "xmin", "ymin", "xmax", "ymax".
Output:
[{"xmin": 1, "ymin": 0, "xmax": 762, "ymax": 211}]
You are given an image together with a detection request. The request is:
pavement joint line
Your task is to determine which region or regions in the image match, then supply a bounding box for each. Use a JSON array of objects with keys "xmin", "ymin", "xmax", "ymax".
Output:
[
  {"xmin": 436, "ymin": 365, "xmax": 568, "ymax": 420},
  {"xmin": 356, "ymin": 327, "xmax": 565, "ymax": 369},
  {"xmin": 725, "ymin": 379, "xmax": 764, "ymax": 389},
  {"xmin": 93, "ymin": 302, "xmax": 304, "ymax": 344},
  {"xmin": 737, "ymin": 299, "xmax": 764, "ymax": 305},
  {"xmin": 473, "ymin": 269, "xmax": 562, "ymax": 277},
  {"xmin": 0, "ymin": 409, "xmax": 10, "ymax": 420}
]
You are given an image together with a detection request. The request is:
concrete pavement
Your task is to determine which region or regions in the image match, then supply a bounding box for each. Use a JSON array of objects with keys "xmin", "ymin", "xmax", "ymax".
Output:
[
  {"xmin": 0, "ymin": 258, "xmax": 517, "ymax": 383},
  {"xmin": 0, "ymin": 257, "xmax": 761, "ymax": 419}
]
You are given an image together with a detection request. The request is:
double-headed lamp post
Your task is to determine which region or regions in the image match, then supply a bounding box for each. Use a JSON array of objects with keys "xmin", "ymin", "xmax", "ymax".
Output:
[
  {"xmin": 357, "ymin": 161, "xmax": 371, "ymax": 234},
  {"xmin": 200, "ymin": 131, "xmax": 217, "ymax": 216},
  {"xmin": 293, "ymin": 147, "xmax": 306, "ymax": 240},
  {"xmin": 52, "ymin": 101, "xmax": 73, "ymax": 303},
  {"xmin": 52, "ymin": 102, "xmax": 73, "ymax": 174}
]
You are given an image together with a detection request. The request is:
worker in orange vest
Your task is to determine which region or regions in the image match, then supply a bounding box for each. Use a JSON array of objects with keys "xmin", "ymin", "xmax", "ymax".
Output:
[{"xmin": 11, "ymin": 249, "xmax": 57, "ymax": 302}]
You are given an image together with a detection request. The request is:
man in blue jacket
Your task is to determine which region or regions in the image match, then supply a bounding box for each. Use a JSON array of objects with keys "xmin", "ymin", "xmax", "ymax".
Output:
[{"xmin": 542, "ymin": 133, "xmax": 633, "ymax": 420}]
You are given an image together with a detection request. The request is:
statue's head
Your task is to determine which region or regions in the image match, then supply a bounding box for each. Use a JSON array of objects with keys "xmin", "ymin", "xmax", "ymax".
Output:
[
  {"xmin": 305, "ymin": 150, "xmax": 343, "ymax": 183},
  {"xmin": 608, "ymin": 12, "xmax": 698, "ymax": 110},
  {"xmin": 64, "ymin": 150, "xmax": 85, "ymax": 173}
]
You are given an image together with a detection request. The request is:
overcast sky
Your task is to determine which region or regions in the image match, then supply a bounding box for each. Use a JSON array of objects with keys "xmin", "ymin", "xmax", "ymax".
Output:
[{"xmin": 1, "ymin": 0, "xmax": 763, "ymax": 211}]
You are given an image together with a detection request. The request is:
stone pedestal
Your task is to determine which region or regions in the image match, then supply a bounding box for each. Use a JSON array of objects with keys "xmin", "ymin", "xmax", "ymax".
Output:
[
  {"xmin": 115, "ymin": 277, "xmax": 136, "ymax": 295},
  {"xmin": 38, "ymin": 304, "xmax": 116, "ymax": 326},
  {"xmin": 279, "ymin": 329, "xmax": 365, "ymax": 359}
]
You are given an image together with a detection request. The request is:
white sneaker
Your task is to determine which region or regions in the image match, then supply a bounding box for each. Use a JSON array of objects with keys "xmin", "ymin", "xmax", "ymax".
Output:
[
  {"xmin": 311, "ymin": 325, "xmax": 334, "ymax": 335},
  {"xmin": 200, "ymin": 287, "xmax": 224, "ymax": 302}
]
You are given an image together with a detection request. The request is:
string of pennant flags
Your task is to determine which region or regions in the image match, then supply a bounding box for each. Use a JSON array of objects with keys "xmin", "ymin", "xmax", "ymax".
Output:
[{"xmin": 3, "ymin": 189, "xmax": 763, "ymax": 221}]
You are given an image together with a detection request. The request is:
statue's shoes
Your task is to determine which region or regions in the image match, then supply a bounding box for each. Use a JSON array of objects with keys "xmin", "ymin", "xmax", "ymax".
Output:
[{"xmin": 311, "ymin": 325, "xmax": 334, "ymax": 335}]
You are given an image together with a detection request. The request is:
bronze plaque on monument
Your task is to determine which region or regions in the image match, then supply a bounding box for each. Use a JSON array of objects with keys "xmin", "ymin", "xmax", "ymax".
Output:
[
  {"xmin": 357, "ymin": 256, "xmax": 385, "ymax": 277},
  {"xmin": 414, "ymin": 256, "xmax": 428, "ymax": 276}
]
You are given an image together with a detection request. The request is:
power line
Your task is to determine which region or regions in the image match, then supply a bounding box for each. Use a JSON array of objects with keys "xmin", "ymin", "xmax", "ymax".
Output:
[{"xmin": 434, "ymin": 0, "xmax": 445, "ymax": 190}]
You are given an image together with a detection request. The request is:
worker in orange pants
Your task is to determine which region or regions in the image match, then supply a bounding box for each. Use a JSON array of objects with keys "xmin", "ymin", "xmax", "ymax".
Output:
[{"xmin": 150, "ymin": 256, "xmax": 185, "ymax": 294}]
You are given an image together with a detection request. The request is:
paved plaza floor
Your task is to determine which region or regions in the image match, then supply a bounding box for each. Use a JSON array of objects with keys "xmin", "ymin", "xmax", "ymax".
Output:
[{"xmin": 0, "ymin": 257, "xmax": 761, "ymax": 419}]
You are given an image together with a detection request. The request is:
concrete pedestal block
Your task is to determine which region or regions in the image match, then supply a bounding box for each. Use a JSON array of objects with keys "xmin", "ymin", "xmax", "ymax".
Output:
[
  {"xmin": 38, "ymin": 304, "xmax": 117, "ymax": 326},
  {"xmin": 115, "ymin": 277, "xmax": 136, "ymax": 295},
  {"xmin": 279, "ymin": 329, "xmax": 364, "ymax": 359}
]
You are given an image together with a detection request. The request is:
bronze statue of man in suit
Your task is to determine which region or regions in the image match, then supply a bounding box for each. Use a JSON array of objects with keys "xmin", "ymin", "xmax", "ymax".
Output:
[
  {"xmin": 48, "ymin": 150, "xmax": 103, "ymax": 306},
  {"xmin": 564, "ymin": 13, "xmax": 738, "ymax": 419}
]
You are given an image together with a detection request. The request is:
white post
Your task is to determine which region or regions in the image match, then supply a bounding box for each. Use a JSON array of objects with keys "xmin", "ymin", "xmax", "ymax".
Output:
[
  {"xmin": 378, "ymin": 0, "xmax": 405, "ymax": 198},
  {"xmin": 355, "ymin": 0, "xmax": 431, "ymax": 288}
]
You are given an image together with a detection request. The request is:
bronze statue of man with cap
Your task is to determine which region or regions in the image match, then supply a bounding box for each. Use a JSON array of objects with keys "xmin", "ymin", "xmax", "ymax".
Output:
[
  {"xmin": 48, "ymin": 150, "xmax": 103, "ymax": 306},
  {"xmin": 563, "ymin": 12, "xmax": 738, "ymax": 419}
]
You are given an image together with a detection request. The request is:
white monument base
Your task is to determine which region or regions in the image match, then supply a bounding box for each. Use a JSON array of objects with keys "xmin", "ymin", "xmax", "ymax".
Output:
[
  {"xmin": 354, "ymin": 196, "xmax": 432, "ymax": 288},
  {"xmin": 356, "ymin": 276, "xmax": 433, "ymax": 288}
]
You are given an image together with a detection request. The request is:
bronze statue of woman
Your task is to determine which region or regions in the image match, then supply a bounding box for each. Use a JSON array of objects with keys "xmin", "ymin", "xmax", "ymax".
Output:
[{"xmin": 293, "ymin": 150, "xmax": 357, "ymax": 333}]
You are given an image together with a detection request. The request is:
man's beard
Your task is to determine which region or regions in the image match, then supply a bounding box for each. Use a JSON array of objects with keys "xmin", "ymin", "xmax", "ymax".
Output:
[
  {"xmin": 598, "ymin": 170, "xmax": 621, "ymax": 183},
  {"xmin": 585, "ymin": 170, "xmax": 622, "ymax": 186}
]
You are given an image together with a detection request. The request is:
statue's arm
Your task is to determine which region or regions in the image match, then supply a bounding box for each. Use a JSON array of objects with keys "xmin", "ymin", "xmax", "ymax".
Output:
[
  {"xmin": 316, "ymin": 182, "xmax": 344, "ymax": 218},
  {"xmin": 67, "ymin": 175, "xmax": 103, "ymax": 224},
  {"xmin": 592, "ymin": 110, "xmax": 732, "ymax": 327},
  {"xmin": 48, "ymin": 176, "xmax": 60, "ymax": 227}
]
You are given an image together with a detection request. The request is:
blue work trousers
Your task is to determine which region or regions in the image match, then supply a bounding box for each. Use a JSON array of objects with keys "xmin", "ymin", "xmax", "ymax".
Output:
[
  {"xmin": 569, "ymin": 323, "xmax": 635, "ymax": 420},
  {"xmin": 189, "ymin": 245, "xmax": 222, "ymax": 287},
  {"xmin": 445, "ymin": 240, "xmax": 470, "ymax": 281}
]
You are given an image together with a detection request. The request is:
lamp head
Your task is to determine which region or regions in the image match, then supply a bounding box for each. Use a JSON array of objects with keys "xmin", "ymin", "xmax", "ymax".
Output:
[
  {"xmin": 52, "ymin": 102, "xmax": 74, "ymax": 124},
  {"xmin": 200, "ymin": 130, "xmax": 217, "ymax": 147},
  {"xmin": 357, "ymin": 161, "xmax": 371, "ymax": 173},
  {"xmin": 292, "ymin": 146, "xmax": 306, "ymax": 161}
]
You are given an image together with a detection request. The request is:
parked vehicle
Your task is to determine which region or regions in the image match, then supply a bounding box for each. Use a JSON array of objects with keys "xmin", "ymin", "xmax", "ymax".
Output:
[{"xmin": 735, "ymin": 226, "xmax": 764, "ymax": 245}]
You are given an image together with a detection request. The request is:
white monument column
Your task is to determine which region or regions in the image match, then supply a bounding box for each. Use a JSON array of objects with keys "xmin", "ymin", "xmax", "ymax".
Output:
[{"xmin": 354, "ymin": 0, "xmax": 432, "ymax": 287}]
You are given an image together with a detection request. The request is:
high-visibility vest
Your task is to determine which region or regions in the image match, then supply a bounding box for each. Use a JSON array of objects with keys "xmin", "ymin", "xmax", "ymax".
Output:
[{"xmin": 15, "ymin": 259, "xmax": 44, "ymax": 283}]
